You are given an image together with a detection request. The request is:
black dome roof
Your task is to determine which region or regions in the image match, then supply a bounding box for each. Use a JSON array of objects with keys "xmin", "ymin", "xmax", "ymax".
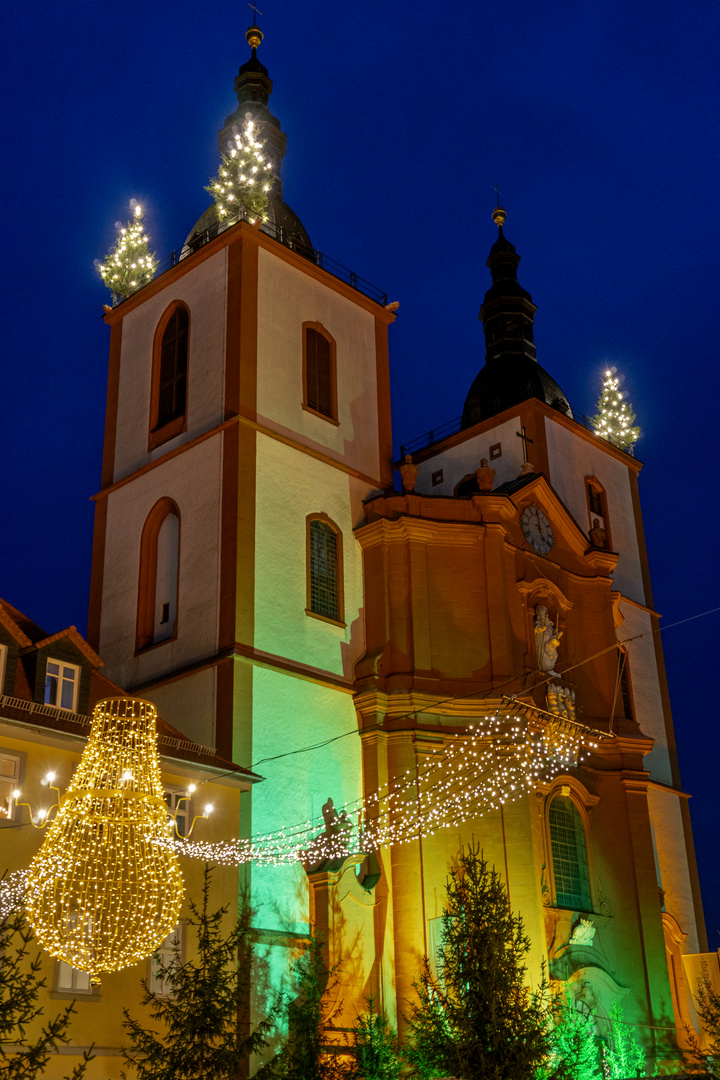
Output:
[{"xmin": 462, "ymin": 356, "xmax": 573, "ymax": 427}]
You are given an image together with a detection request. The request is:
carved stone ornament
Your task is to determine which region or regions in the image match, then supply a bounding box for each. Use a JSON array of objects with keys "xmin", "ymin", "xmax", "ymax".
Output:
[
  {"xmin": 569, "ymin": 918, "xmax": 596, "ymax": 947},
  {"xmin": 535, "ymin": 605, "xmax": 562, "ymax": 675},
  {"xmin": 399, "ymin": 454, "xmax": 419, "ymax": 492},
  {"xmin": 547, "ymin": 682, "xmax": 576, "ymax": 721},
  {"xmin": 475, "ymin": 458, "xmax": 496, "ymax": 492}
]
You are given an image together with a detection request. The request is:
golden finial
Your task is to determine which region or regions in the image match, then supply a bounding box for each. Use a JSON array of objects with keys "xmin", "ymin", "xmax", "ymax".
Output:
[
  {"xmin": 492, "ymin": 205, "xmax": 507, "ymax": 228},
  {"xmin": 246, "ymin": 2, "xmax": 263, "ymax": 50}
]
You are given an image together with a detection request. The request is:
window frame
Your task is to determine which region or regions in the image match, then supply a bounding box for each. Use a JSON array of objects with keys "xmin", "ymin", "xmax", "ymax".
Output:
[
  {"xmin": 148, "ymin": 302, "xmax": 191, "ymax": 451},
  {"xmin": 302, "ymin": 322, "xmax": 338, "ymax": 425},
  {"xmin": 44, "ymin": 658, "xmax": 80, "ymax": 712},
  {"xmin": 544, "ymin": 781, "xmax": 597, "ymax": 913},
  {"xmin": 0, "ymin": 747, "xmax": 23, "ymax": 825},
  {"xmin": 584, "ymin": 476, "xmax": 612, "ymax": 550},
  {"xmin": 305, "ymin": 513, "xmax": 345, "ymax": 627},
  {"xmin": 55, "ymin": 959, "xmax": 95, "ymax": 996},
  {"xmin": 148, "ymin": 923, "xmax": 185, "ymax": 997},
  {"xmin": 136, "ymin": 498, "xmax": 181, "ymax": 653}
]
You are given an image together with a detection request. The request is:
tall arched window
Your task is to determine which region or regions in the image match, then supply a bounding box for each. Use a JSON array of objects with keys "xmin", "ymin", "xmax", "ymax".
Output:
[
  {"xmin": 136, "ymin": 498, "xmax": 180, "ymax": 651},
  {"xmin": 149, "ymin": 303, "xmax": 190, "ymax": 450},
  {"xmin": 549, "ymin": 794, "xmax": 592, "ymax": 910},
  {"xmin": 306, "ymin": 514, "xmax": 344, "ymax": 624},
  {"xmin": 303, "ymin": 323, "xmax": 337, "ymax": 422}
]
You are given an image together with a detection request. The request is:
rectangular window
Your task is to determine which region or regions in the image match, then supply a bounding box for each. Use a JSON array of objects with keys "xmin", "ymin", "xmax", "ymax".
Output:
[
  {"xmin": 44, "ymin": 659, "xmax": 80, "ymax": 711},
  {"xmin": 164, "ymin": 790, "xmax": 191, "ymax": 838},
  {"xmin": 0, "ymin": 750, "xmax": 21, "ymax": 822},
  {"xmin": 57, "ymin": 960, "xmax": 92, "ymax": 994},
  {"xmin": 0, "ymin": 643, "xmax": 7, "ymax": 695},
  {"xmin": 149, "ymin": 925, "xmax": 183, "ymax": 996},
  {"xmin": 431, "ymin": 469, "xmax": 444, "ymax": 486}
]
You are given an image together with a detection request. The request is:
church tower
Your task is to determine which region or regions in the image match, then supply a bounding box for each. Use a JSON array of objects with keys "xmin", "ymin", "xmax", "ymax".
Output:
[
  {"xmin": 88, "ymin": 24, "xmax": 395, "ymax": 939},
  {"xmin": 352, "ymin": 206, "xmax": 706, "ymax": 1055}
]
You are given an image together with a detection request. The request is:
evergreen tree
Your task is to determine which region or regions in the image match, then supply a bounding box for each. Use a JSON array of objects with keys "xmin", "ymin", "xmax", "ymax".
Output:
[
  {"xmin": 602, "ymin": 1003, "xmax": 651, "ymax": 1080},
  {"xmin": 207, "ymin": 119, "xmax": 274, "ymax": 224},
  {"xmin": 349, "ymin": 996, "xmax": 401, "ymax": 1080},
  {"xmin": 0, "ymin": 910, "xmax": 93, "ymax": 1080},
  {"xmin": 97, "ymin": 202, "xmax": 157, "ymax": 303},
  {"xmin": 404, "ymin": 845, "xmax": 550, "ymax": 1080},
  {"xmin": 685, "ymin": 972, "xmax": 720, "ymax": 1079},
  {"xmin": 539, "ymin": 984, "xmax": 600, "ymax": 1080},
  {"xmin": 591, "ymin": 369, "xmax": 640, "ymax": 454},
  {"xmin": 262, "ymin": 934, "xmax": 347, "ymax": 1080},
  {"xmin": 121, "ymin": 866, "xmax": 276, "ymax": 1080}
]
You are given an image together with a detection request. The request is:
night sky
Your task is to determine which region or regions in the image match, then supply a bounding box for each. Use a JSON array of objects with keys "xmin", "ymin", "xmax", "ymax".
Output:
[{"xmin": 1, "ymin": 2, "xmax": 718, "ymax": 943}]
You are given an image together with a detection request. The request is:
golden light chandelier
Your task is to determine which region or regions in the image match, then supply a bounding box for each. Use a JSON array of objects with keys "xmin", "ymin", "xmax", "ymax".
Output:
[{"xmin": 24, "ymin": 697, "xmax": 183, "ymax": 984}]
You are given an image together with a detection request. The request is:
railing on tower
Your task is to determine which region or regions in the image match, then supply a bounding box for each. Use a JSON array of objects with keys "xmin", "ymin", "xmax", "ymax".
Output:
[{"xmin": 110, "ymin": 204, "xmax": 388, "ymax": 309}]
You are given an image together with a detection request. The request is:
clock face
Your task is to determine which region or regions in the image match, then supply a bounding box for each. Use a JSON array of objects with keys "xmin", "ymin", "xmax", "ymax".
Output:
[{"xmin": 520, "ymin": 505, "xmax": 554, "ymax": 554}]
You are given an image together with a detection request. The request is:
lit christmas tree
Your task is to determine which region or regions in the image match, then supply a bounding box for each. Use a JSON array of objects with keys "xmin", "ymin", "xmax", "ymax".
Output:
[
  {"xmin": 591, "ymin": 368, "xmax": 640, "ymax": 454},
  {"xmin": 98, "ymin": 202, "xmax": 157, "ymax": 303},
  {"xmin": 207, "ymin": 119, "xmax": 274, "ymax": 224}
]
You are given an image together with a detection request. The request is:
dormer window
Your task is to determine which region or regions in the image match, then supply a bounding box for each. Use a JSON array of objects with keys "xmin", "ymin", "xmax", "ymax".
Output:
[{"xmin": 44, "ymin": 659, "xmax": 80, "ymax": 712}]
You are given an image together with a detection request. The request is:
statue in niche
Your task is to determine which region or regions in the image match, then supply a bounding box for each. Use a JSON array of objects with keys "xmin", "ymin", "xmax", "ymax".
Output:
[
  {"xmin": 588, "ymin": 518, "xmax": 608, "ymax": 549},
  {"xmin": 535, "ymin": 605, "xmax": 563, "ymax": 676},
  {"xmin": 547, "ymin": 682, "xmax": 576, "ymax": 721}
]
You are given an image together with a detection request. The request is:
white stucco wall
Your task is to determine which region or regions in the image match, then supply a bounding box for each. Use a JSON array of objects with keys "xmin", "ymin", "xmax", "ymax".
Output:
[
  {"xmin": 253, "ymin": 434, "xmax": 369, "ymax": 679},
  {"xmin": 143, "ymin": 667, "xmax": 217, "ymax": 750},
  {"xmin": 256, "ymin": 248, "xmax": 381, "ymax": 481},
  {"xmin": 99, "ymin": 436, "xmax": 223, "ymax": 689},
  {"xmin": 414, "ymin": 415, "xmax": 525, "ymax": 496},
  {"xmin": 618, "ymin": 601, "xmax": 671, "ymax": 784},
  {"xmin": 113, "ymin": 251, "xmax": 228, "ymax": 482},
  {"xmin": 545, "ymin": 419, "xmax": 645, "ymax": 603}
]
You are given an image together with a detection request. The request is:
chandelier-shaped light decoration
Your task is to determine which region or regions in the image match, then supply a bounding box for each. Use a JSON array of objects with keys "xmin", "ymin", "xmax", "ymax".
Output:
[{"xmin": 25, "ymin": 697, "xmax": 183, "ymax": 984}]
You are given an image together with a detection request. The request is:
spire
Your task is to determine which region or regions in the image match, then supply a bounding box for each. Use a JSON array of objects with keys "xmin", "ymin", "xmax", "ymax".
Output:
[
  {"xmin": 480, "ymin": 206, "xmax": 537, "ymax": 365},
  {"xmin": 460, "ymin": 208, "xmax": 573, "ymax": 427},
  {"xmin": 218, "ymin": 21, "xmax": 287, "ymax": 191}
]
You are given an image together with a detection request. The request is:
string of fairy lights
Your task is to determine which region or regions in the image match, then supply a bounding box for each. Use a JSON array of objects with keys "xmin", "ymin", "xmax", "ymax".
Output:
[{"xmin": 171, "ymin": 707, "xmax": 606, "ymax": 868}]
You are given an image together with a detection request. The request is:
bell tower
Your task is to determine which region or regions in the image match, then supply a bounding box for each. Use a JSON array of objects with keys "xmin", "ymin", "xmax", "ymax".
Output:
[{"xmin": 88, "ymin": 23, "xmax": 395, "ymax": 933}]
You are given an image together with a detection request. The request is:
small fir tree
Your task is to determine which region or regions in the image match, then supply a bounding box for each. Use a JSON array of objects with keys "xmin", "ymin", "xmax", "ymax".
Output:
[
  {"xmin": 98, "ymin": 202, "xmax": 157, "ymax": 302},
  {"xmin": 121, "ymin": 866, "xmax": 276, "ymax": 1080},
  {"xmin": 262, "ymin": 934, "xmax": 347, "ymax": 1080},
  {"xmin": 602, "ymin": 1003, "xmax": 651, "ymax": 1080},
  {"xmin": 684, "ymin": 971, "xmax": 720, "ymax": 1079},
  {"xmin": 207, "ymin": 119, "xmax": 274, "ymax": 224},
  {"xmin": 404, "ymin": 844, "xmax": 551, "ymax": 1080},
  {"xmin": 0, "ymin": 910, "xmax": 93, "ymax": 1080},
  {"xmin": 539, "ymin": 984, "xmax": 601, "ymax": 1080},
  {"xmin": 591, "ymin": 369, "xmax": 640, "ymax": 454},
  {"xmin": 349, "ymin": 996, "xmax": 401, "ymax": 1080}
]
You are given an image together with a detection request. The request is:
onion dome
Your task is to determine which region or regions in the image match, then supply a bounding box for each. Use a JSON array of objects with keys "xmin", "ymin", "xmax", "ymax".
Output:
[
  {"xmin": 186, "ymin": 22, "xmax": 312, "ymax": 252},
  {"xmin": 461, "ymin": 208, "xmax": 573, "ymax": 427}
]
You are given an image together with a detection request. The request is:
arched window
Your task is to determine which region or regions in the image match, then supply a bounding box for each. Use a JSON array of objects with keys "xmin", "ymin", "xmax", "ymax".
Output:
[
  {"xmin": 306, "ymin": 514, "xmax": 343, "ymax": 624},
  {"xmin": 548, "ymin": 794, "xmax": 592, "ymax": 910},
  {"xmin": 585, "ymin": 477, "xmax": 611, "ymax": 549},
  {"xmin": 303, "ymin": 323, "xmax": 337, "ymax": 422},
  {"xmin": 136, "ymin": 499, "xmax": 180, "ymax": 651},
  {"xmin": 149, "ymin": 304, "xmax": 190, "ymax": 450}
]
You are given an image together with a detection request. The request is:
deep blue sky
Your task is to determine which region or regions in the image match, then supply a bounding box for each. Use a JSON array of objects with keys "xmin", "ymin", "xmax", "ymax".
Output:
[{"xmin": 1, "ymin": 2, "xmax": 718, "ymax": 943}]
